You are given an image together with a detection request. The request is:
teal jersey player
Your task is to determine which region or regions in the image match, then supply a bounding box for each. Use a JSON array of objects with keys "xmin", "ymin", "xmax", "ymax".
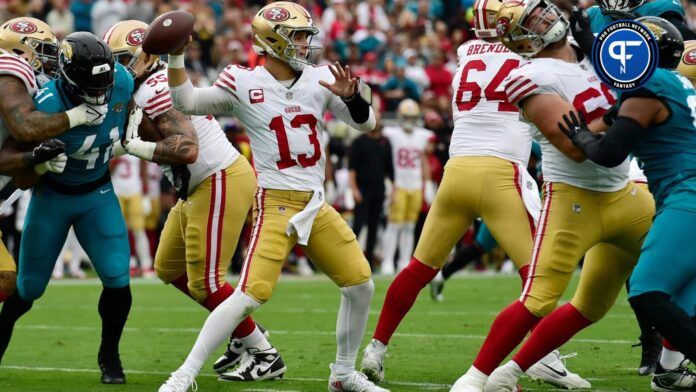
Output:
[
  {"xmin": 2, "ymin": 32, "xmax": 136, "ymax": 385},
  {"xmin": 588, "ymin": 0, "xmax": 684, "ymax": 33}
]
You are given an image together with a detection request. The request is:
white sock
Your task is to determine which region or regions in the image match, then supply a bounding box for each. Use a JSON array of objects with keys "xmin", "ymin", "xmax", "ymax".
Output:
[
  {"xmin": 397, "ymin": 223, "xmax": 415, "ymax": 270},
  {"xmin": 334, "ymin": 280, "xmax": 374, "ymax": 376},
  {"xmin": 660, "ymin": 346, "xmax": 685, "ymax": 371},
  {"xmin": 370, "ymin": 338, "xmax": 387, "ymax": 352},
  {"xmin": 241, "ymin": 325, "xmax": 272, "ymax": 352},
  {"xmin": 134, "ymin": 230, "xmax": 153, "ymax": 270},
  {"xmin": 463, "ymin": 366, "xmax": 488, "ymax": 386},
  {"xmin": 179, "ymin": 289, "xmax": 262, "ymax": 376},
  {"xmin": 381, "ymin": 223, "xmax": 399, "ymax": 270}
]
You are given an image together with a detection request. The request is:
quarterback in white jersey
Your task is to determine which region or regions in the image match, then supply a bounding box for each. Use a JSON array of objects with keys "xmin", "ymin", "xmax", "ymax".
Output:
[
  {"xmin": 380, "ymin": 99, "xmax": 434, "ymax": 274},
  {"xmin": 452, "ymin": 1, "xmax": 654, "ymax": 391},
  {"xmin": 105, "ymin": 19, "xmax": 279, "ymax": 375},
  {"xmin": 160, "ymin": 3, "xmax": 384, "ymax": 392}
]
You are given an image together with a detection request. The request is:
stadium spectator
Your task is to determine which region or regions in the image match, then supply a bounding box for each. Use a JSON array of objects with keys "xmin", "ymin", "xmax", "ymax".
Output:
[
  {"xmin": 356, "ymin": 0, "xmax": 390, "ymax": 31},
  {"xmin": 70, "ymin": 0, "xmax": 94, "ymax": 32},
  {"xmin": 125, "ymin": 0, "xmax": 154, "ymax": 23},
  {"xmin": 46, "ymin": 0, "xmax": 74, "ymax": 39},
  {"xmin": 90, "ymin": 0, "xmax": 126, "ymax": 37},
  {"xmin": 424, "ymin": 50, "xmax": 453, "ymax": 99},
  {"xmin": 382, "ymin": 61, "xmax": 421, "ymax": 112}
]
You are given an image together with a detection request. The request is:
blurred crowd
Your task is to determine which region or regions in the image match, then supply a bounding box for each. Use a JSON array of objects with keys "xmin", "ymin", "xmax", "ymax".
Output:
[{"xmin": 2, "ymin": 0, "xmax": 696, "ymax": 277}]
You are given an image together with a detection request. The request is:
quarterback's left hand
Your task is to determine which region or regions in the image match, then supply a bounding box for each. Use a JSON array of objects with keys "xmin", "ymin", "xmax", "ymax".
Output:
[
  {"xmin": 319, "ymin": 62, "xmax": 357, "ymax": 98},
  {"xmin": 123, "ymin": 107, "xmax": 156, "ymax": 161},
  {"xmin": 558, "ymin": 110, "xmax": 588, "ymax": 139}
]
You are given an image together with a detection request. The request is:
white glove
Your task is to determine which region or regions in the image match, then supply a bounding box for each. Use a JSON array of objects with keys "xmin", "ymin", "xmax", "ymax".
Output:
[
  {"xmin": 142, "ymin": 196, "xmax": 152, "ymax": 216},
  {"xmin": 425, "ymin": 180, "xmax": 437, "ymax": 205},
  {"xmin": 34, "ymin": 153, "xmax": 67, "ymax": 174},
  {"xmin": 325, "ymin": 180, "xmax": 337, "ymax": 205},
  {"xmin": 123, "ymin": 107, "xmax": 156, "ymax": 161},
  {"xmin": 66, "ymin": 103, "xmax": 109, "ymax": 128}
]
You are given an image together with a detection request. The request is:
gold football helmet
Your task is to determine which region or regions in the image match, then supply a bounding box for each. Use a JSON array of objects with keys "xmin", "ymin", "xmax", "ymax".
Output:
[
  {"xmin": 678, "ymin": 40, "xmax": 696, "ymax": 88},
  {"xmin": 397, "ymin": 99, "xmax": 422, "ymax": 132},
  {"xmin": 103, "ymin": 20, "xmax": 159, "ymax": 79},
  {"xmin": 473, "ymin": 0, "xmax": 505, "ymax": 38},
  {"xmin": 251, "ymin": 1, "xmax": 323, "ymax": 71},
  {"xmin": 0, "ymin": 17, "xmax": 58, "ymax": 77},
  {"xmin": 495, "ymin": 0, "xmax": 569, "ymax": 57}
]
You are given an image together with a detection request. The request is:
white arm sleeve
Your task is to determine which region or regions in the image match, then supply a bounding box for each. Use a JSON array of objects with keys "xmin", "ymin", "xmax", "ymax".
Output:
[
  {"xmin": 327, "ymin": 94, "xmax": 376, "ymax": 133},
  {"xmin": 169, "ymin": 79, "xmax": 237, "ymax": 116}
]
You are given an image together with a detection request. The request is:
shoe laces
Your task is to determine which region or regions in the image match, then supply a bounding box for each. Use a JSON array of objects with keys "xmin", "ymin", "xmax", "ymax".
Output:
[
  {"xmin": 554, "ymin": 350, "xmax": 578, "ymax": 368},
  {"xmin": 674, "ymin": 360, "xmax": 696, "ymax": 382},
  {"xmin": 234, "ymin": 352, "xmax": 259, "ymax": 375},
  {"xmin": 166, "ymin": 373, "xmax": 197, "ymax": 392}
]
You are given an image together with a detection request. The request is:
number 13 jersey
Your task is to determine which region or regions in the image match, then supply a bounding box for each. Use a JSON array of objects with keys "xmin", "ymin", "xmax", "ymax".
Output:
[
  {"xmin": 449, "ymin": 39, "xmax": 533, "ymax": 167},
  {"xmin": 214, "ymin": 64, "xmax": 352, "ymax": 191}
]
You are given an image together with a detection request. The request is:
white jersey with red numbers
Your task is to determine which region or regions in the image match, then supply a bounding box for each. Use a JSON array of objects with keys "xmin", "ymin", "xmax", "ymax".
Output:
[
  {"xmin": 133, "ymin": 67, "xmax": 239, "ymax": 193},
  {"xmin": 382, "ymin": 126, "xmax": 433, "ymax": 190},
  {"xmin": 629, "ymin": 157, "xmax": 648, "ymax": 183},
  {"xmin": 111, "ymin": 154, "xmax": 143, "ymax": 196},
  {"xmin": 506, "ymin": 55, "xmax": 629, "ymax": 192},
  {"xmin": 449, "ymin": 40, "xmax": 533, "ymax": 166},
  {"xmin": 146, "ymin": 161, "xmax": 162, "ymax": 197},
  {"xmin": 213, "ymin": 64, "xmax": 365, "ymax": 191}
]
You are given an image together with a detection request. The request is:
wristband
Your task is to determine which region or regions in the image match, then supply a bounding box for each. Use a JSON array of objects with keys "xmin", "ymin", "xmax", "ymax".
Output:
[
  {"xmin": 125, "ymin": 139, "xmax": 157, "ymax": 161},
  {"xmin": 168, "ymin": 54, "xmax": 185, "ymax": 69},
  {"xmin": 65, "ymin": 107, "xmax": 85, "ymax": 128}
]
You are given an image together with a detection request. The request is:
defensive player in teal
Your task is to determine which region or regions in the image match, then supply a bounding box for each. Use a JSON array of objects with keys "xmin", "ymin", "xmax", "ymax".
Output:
[
  {"xmin": 560, "ymin": 17, "xmax": 696, "ymax": 391},
  {"xmin": 587, "ymin": 0, "xmax": 695, "ymax": 38},
  {"xmin": 0, "ymin": 32, "xmax": 135, "ymax": 385}
]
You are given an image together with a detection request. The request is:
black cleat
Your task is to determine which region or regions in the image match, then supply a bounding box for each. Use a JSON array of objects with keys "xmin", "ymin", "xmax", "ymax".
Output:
[
  {"xmin": 218, "ymin": 347, "xmax": 286, "ymax": 381},
  {"xmin": 98, "ymin": 348, "xmax": 126, "ymax": 384},
  {"xmin": 652, "ymin": 363, "xmax": 696, "ymax": 391},
  {"xmin": 213, "ymin": 323, "xmax": 270, "ymax": 374},
  {"xmin": 634, "ymin": 331, "xmax": 663, "ymax": 376}
]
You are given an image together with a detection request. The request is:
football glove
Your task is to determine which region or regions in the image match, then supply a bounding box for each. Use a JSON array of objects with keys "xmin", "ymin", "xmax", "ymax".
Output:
[
  {"xmin": 569, "ymin": 7, "xmax": 595, "ymax": 57},
  {"xmin": 66, "ymin": 102, "xmax": 109, "ymax": 128},
  {"xmin": 558, "ymin": 110, "xmax": 600, "ymax": 149},
  {"xmin": 31, "ymin": 139, "xmax": 65, "ymax": 165},
  {"xmin": 123, "ymin": 106, "xmax": 156, "ymax": 161}
]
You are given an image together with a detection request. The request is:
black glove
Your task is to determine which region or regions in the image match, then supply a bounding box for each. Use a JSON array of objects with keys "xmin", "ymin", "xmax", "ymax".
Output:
[
  {"xmin": 31, "ymin": 139, "xmax": 66, "ymax": 165},
  {"xmin": 558, "ymin": 110, "xmax": 599, "ymax": 148},
  {"xmin": 569, "ymin": 6, "xmax": 596, "ymax": 57},
  {"xmin": 603, "ymin": 104, "xmax": 619, "ymax": 126}
]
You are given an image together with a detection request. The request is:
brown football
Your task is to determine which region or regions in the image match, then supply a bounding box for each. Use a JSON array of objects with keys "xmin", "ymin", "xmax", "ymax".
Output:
[{"xmin": 142, "ymin": 11, "xmax": 194, "ymax": 55}]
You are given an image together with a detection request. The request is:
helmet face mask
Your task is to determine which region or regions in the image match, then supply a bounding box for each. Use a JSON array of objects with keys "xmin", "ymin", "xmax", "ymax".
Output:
[
  {"xmin": 59, "ymin": 32, "xmax": 115, "ymax": 106},
  {"xmin": 496, "ymin": 0, "xmax": 569, "ymax": 57},
  {"xmin": 277, "ymin": 27, "xmax": 323, "ymax": 71},
  {"xmin": 0, "ymin": 17, "xmax": 59, "ymax": 79},
  {"xmin": 103, "ymin": 20, "xmax": 158, "ymax": 80},
  {"xmin": 598, "ymin": 0, "xmax": 645, "ymax": 13}
]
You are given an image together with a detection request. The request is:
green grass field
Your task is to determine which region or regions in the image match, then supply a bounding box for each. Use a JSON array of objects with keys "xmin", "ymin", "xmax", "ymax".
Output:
[{"xmin": 0, "ymin": 273, "xmax": 652, "ymax": 391}]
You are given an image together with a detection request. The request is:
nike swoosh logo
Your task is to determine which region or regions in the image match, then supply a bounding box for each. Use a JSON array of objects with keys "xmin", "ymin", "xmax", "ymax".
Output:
[
  {"xmin": 100, "ymin": 189, "xmax": 111, "ymax": 194},
  {"xmin": 155, "ymin": 87, "xmax": 166, "ymax": 94},
  {"xmin": 254, "ymin": 357, "xmax": 279, "ymax": 378},
  {"xmin": 541, "ymin": 363, "xmax": 567, "ymax": 377}
]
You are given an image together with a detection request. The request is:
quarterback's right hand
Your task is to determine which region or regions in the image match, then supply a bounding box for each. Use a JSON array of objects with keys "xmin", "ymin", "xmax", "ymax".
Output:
[
  {"xmin": 66, "ymin": 102, "xmax": 109, "ymax": 128},
  {"xmin": 34, "ymin": 153, "xmax": 67, "ymax": 175}
]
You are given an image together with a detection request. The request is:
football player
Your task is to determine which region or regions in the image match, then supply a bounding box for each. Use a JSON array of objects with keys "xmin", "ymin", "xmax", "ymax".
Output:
[
  {"xmin": 0, "ymin": 32, "xmax": 135, "ymax": 384},
  {"xmin": 144, "ymin": 161, "xmax": 162, "ymax": 252},
  {"xmin": 158, "ymin": 2, "xmax": 385, "ymax": 391},
  {"xmin": 587, "ymin": 0, "xmax": 695, "ymax": 39},
  {"xmin": 361, "ymin": 0, "xmax": 588, "ymax": 389},
  {"xmin": 110, "ymin": 154, "xmax": 154, "ymax": 277},
  {"xmin": 566, "ymin": 23, "xmax": 696, "ymax": 391},
  {"xmin": 0, "ymin": 17, "xmax": 101, "ymax": 303},
  {"xmin": 450, "ymin": 1, "xmax": 655, "ymax": 390},
  {"xmin": 104, "ymin": 19, "xmax": 281, "ymax": 376},
  {"xmin": 380, "ymin": 99, "xmax": 435, "ymax": 275}
]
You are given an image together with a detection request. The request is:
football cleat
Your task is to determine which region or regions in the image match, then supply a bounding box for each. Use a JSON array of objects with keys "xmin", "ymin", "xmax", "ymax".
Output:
[
  {"xmin": 361, "ymin": 339, "xmax": 387, "ymax": 382},
  {"xmin": 484, "ymin": 361, "xmax": 524, "ymax": 392},
  {"xmin": 526, "ymin": 350, "xmax": 591, "ymax": 389},
  {"xmin": 98, "ymin": 348, "xmax": 125, "ymax": 384},
  {"xmin": 651, "ymin": 363, "xmax": 696, "ymax": 392},
  {"xmin": 450, "ymin": 367, "xmax": 487, "ymax": 392},
  {"xmin": 634, "ymin": 331, "xmax": 663, "ymax": 376},
  {"xmin": 329, "ymin": 364, "xmax": 390, "ymax": 392},
  {"xmin": 159, "ymin": 370, "xmax": 197, "ymax": 392},
  {"xmin": 218, "ymin": 347, "xmax": 286, "ymax": 381},
  {"xmin": 430, "ymin": 272, "xmax": 445, "ymax": 302},
  {"xmin": 213, "ymin": 323, "xmax": 270, "ymax": 374}
]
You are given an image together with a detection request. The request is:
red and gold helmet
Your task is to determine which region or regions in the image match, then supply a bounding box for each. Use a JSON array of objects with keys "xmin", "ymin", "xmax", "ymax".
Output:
[
  {"xmin": 0, "ymin": 17, "xmax": 58, "ymax": 77},
  {"xmin": 473, "ymin": 0, "xmax": 505, "ymax": 38},
  {"xmin": 678, "ymin": 40, "xmax": 696, "ymax": 87},
  {"xmin": 103, "ymin": 20, "xmax": 159, "ymax": 79},
  {"xmin": 495, "ymin": 0, "xmax": 569, "ymax": 57}
]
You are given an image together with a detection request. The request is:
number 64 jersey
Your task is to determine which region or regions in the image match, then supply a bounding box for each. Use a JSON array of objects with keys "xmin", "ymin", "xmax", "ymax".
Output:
[{"xmin": 211, "ymin": 64, "xmax": 373, "ymax": 191}]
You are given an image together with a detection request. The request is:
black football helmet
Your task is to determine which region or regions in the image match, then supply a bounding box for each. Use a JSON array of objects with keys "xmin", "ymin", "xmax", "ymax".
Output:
[
  {"xmin": 58, "ymin": 32, "xmax": 115, "ymax": 105},
  {"xmin": 637, "ymin": 16, "xmax": 684, "ymax": 69},
  {"xmin": 597, "ymin": 0, "xmax": 645, "ymax": 13}
]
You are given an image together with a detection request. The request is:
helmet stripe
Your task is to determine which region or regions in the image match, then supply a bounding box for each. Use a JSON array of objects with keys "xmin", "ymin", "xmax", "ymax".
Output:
[{"xmin": 478, "ymin": 0, "xmax": 489, "ymax": 32}]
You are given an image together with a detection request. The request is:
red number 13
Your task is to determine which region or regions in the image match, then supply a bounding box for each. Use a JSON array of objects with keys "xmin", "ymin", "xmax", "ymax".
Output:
[{"xmin": 269, "ymin": 114, "xmax": 322, "ymax": 170}]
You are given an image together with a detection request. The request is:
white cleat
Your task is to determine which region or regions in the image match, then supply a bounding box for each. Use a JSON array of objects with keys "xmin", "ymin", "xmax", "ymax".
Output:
[
  {"xmin": 329, "ymin": 364, "xmax": 390, "ymax": 392},
  {"xmin": 159, "ymin": 370, "xmax": 197, "ymax": 392},
  {"xmin": 527, "ymin": 350, "xmax": 591, "ymax": 389},
  {"xmin": 361, "ymin": 339, "xmax": 387, "ymax": 382},
  {"xmin": 450, "ymin": 367, "xmax": 487, "ymax": 392},
  {"xmin": 484, "ymin": 361, "xmax": 524, "ymax": 392}
]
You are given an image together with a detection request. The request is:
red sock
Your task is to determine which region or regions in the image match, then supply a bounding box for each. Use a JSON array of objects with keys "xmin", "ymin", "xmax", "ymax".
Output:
[
  {"xmin": 0, "ymin": 290, "xmax": 9, "ymax": 303},
  {"xmin": 663, "ymin": 339, "xmax": 678, "ymax": 351},
  {"xmin": 202, "ymin": 282, "xmax": 233, "ymax": 311},
  {"xmin": 373, "ymin": 257, "xmax": 439, "ymax": 345},
  {"xmin": 518, "ymin": 264, "xmax": 530, "ymax": 288},
  {"xmin": 512, "ymin": 303, "xmax": 592, "ymax": 371},
  {"xmin": 473, "ymin": 300, "xmax": 540, "ymax": 374},
  {"xmin": 172, "ymin": 275, "xmax": 195, "ymax": 301}
]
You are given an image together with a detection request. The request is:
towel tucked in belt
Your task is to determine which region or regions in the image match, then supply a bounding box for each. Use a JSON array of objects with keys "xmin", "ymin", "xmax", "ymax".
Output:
[
  {"xmin": 515, "ymin": 163, "xmax": 541, "ymax": 226},
  {"xmin": 286, "ymin": 187, "xmax": 325, "ymax": 245}
]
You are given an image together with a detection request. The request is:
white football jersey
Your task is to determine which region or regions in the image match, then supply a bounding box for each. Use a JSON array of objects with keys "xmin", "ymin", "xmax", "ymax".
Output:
[
  {"xmin": 382, "ymin": 126, "xmax": 433, "ymax": 190},
  {"xmin": 629, "ymin": 157, "xmax": 648, "ymax": 183},
  {"xmin": 507, "ymin": 55, "xmax": 629, "ymax": 192},
  {"xmin": 213, "ymin": 64, "xmax": 365, "ymax": 191},
  {"xmin": 111, "ymin": 154, "xmax": 143, "ymax": 196},
  {"xmin": 449, "ymin": 40, "xmax": 533, "ymax": 166},
  {"xmin": 0, "ymin": 50, "xmax": 38, "ymax": 192},
  {"xmin": 133, "ymin": 67, "xmax": 239, "ymax": 193},
  {"xmin": 146, "ymin": 161, "xmax": 162, "ymax": 197}
]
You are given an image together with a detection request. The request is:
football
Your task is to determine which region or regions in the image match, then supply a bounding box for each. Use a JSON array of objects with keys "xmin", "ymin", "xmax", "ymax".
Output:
[{"xmin": 142, "ymin": 11, "xmax": 194, "ymax": 55}]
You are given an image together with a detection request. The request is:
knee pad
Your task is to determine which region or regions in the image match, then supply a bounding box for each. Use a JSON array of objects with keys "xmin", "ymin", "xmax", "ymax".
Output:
[
  {"xmin": 523, "ymin": 297, "xmax": 558, "ymax": 318},
  {"xmin": 187, "ymin": 280, "xmax": 209, "ymax": 303},
  {"xmin": 18, "ymin": 276, "xmax": 48, "ymax": 302},
  {"xmin": 245, "ymin": 280, "xmax": 273, "ymax": 304},
  {"xmin": 101, "ymin": 270, "xmax": 130, "ymax": 289}
]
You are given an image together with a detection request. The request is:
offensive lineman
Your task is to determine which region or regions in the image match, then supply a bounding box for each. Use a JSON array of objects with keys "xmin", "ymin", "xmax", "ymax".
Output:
[{"xmin": 158, "ymin": 2, "xmax": 385, "ymax": 391}]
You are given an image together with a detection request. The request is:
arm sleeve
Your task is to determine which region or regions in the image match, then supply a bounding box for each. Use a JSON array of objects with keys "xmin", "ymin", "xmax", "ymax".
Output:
[
  {"xmin": 169, "ymin": 79, "xmax": 237, "ymax": 116},
  {"xmin": 573, "ymin": 116, "xmax": 645, "ymax": 167},
  {"xmin": 327, "ymin": 92, "xmax": 376, "ymax": 132}
]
